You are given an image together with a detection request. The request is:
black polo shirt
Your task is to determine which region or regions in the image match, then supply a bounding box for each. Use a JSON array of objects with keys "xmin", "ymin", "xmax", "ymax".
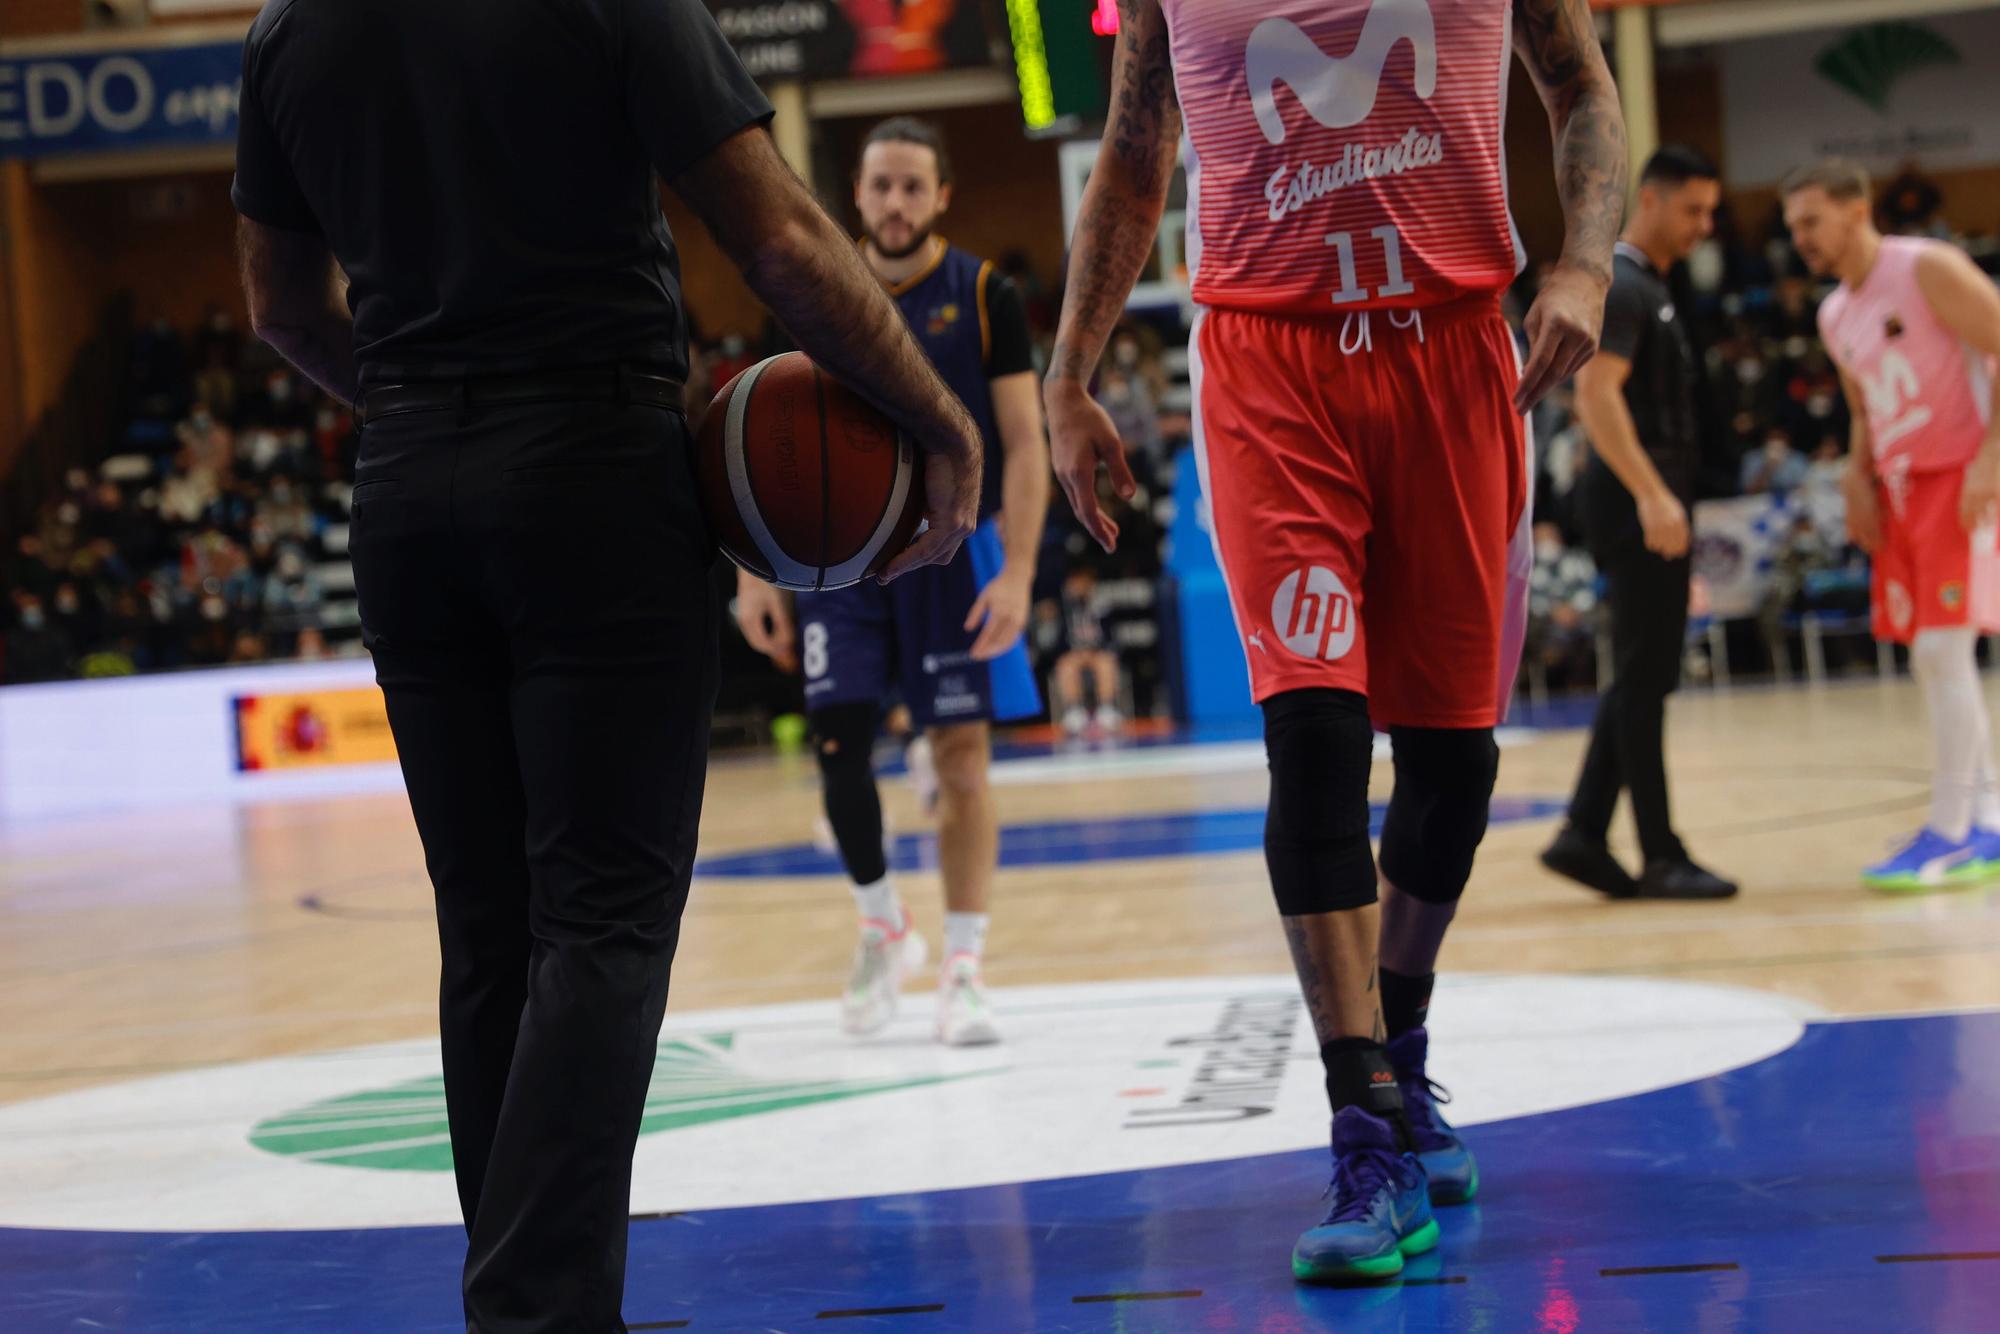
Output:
[
  {"xmin": 232, "ymin": 0, "xmax": 772, "ymax": 389},
  {"xmin": 1580, "ymin": 242, "xmax": 1701, "ymax": 552}
]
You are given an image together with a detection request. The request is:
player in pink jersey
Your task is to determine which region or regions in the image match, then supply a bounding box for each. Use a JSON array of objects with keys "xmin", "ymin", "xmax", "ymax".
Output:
[
  {"xmin": 1044, "ymin": 0, "xmax": 1626, "ymax": 1283},
  {"xmin": 1784, "ymin": 160, "xmax": 2000, "ymax": 893}
]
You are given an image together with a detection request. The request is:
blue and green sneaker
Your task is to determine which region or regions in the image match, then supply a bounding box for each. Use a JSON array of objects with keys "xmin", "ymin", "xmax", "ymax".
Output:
[
  {"xmin": 1389, "ymin": 1027, "xmax": 1479, "ymax": 1205},
  {"xmin": 1292, "ymin": 1106, "xmax": 1438, "ymax": 1284},
  {"xmin": 1862, "ymin": 827, "xmax": 1988, "ymax": 894}
]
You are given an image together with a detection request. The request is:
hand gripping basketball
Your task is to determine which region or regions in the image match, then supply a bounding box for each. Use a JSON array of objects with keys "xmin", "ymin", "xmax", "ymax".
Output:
[{"xmin": 695, "ymin": 352, "xmax": 930, "ymax": 590}]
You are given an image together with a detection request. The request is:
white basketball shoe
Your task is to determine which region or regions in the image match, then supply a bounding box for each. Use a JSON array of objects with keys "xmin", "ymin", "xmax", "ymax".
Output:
[
  {"xmin": 935, "ymin": 952, "xmax": 1001, "ymax": 1047},
  {"xmin": 840, "ymin": 916, "xmax": 927, "ymax": 1037}
]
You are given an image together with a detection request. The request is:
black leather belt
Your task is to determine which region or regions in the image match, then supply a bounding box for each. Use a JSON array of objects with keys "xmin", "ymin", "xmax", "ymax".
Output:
[{"xmin": 360, "ymin": 366, "xmax": 685, "ymax": 425}]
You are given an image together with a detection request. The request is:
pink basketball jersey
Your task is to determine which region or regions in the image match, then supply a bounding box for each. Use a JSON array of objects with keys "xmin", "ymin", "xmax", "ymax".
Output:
[
  {"xmin": 1160, "ymin": 0, "xmax": 1522, "ymax": 316},
  {"xmin": 1818, "ymin": 236, "xmax": 1995, "ymax": 476}
]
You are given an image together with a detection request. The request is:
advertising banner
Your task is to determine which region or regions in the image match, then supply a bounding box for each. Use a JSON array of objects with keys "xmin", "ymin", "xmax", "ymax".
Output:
[
  {"xmin": 1693, "ymin": 493, "xmax": 1806, "ymax": 621},
  {"xmin": 0, "ymin": 39, "xmax": 241, "ymax": 161},
  {"xmin": 234, "ymin": 687, "xmax": 397, "ymax": 772},
  {"xmin": 705, "ymin": 1, "xmax": 992, "ymax": 82},
  {"xmin": 1721, "ymin": 10, "xmax": 2000, "ymax": 184}
]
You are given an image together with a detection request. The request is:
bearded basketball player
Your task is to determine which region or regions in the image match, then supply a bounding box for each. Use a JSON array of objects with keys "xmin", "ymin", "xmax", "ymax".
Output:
[
  {"xmin": 1044, "ymin": 0, "xmax": 1626, "ymax": 1282},
  {"xmin": 1785, "ymin": 160, "xmax": 2000, "ymax": 893},
  {"xmin": 735, "ymin": 118, "xmax": 1049, "ymax": 1047}
]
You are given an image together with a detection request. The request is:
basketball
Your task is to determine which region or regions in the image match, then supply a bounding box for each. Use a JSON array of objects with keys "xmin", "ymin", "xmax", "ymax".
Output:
[{"xmin": 695, "ymin": 352, "xmax": 923, "ymax": 591}]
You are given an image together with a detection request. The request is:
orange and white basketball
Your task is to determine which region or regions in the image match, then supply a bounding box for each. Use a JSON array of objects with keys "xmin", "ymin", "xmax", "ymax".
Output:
[{"xmin": 695, "ymin": 352, "xmax": 923, "ymax": 591}]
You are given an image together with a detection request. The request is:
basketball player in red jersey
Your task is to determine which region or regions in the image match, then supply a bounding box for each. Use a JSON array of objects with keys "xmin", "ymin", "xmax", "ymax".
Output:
[{"xmin": 1046, "ymin": 0, "xmax": 1627, "ymax": 1282}]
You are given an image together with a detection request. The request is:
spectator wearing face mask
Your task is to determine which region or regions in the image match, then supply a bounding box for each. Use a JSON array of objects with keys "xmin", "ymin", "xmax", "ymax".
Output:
[
  {"xmin": 178, "ymin": 405, "xmax": 232, "ymax": 468},
  {"xmin": 293, "ymin": 624, "xmax": 332, "ymax": 661},
  {"xmin": 6, "ymin": 536, "xmax": 58, "ymax": 605},
  {"xmin": 1777, "ymin": 349, "xmax": 1846, "ymax": 449},
  {"xmin": 263, "ymin": 544, "xmax": 325, "ymax": 617},
  {"xmin": 312, "ymin": 401, "xmax": 354, "ymax": 478},
  {"xmin": 1880, "ymin": 165, "xmax": 1946, "ymax": 238},
  {"xmin": 250, "ymin": 370, "xmax": 315, "ymax": 431},
  {"xmin": 1050, "ymin": 567, "xmax": 1122, "ymax": 735},
  {"xmin": 229, "ymin": 630, "xmax": 271, "ymax": 664},
  {"xmin": 1526, "ymin": 522, "xmax": 1598, "ymax": 689},
  {"xmin": 259, "ymin": 477, "xmax": 317, "ymax": 543},
  {"xmin": 184, "ymin": 592, "xmax": 236, "ymax": 667},
  {"xmin": 1095, "ymin": 335, "xmax": 1166, "ymax": 485},
  {"xmin": 1741, "ymin": 430, "xmax": 1809, "ymax": 495},
  {"xmin": 47, "ymin": 580, "xmax": 100, "ymax": 648},
  {"xmin": 5, "ymin": 596, "xmax": 74, "ymax": 684},
  {"xmin": 131, "ymin": 316, "xmax": 191, "ymax": 420},
  {"xmin": 195, "ymin": 316, "xmax": 242, "ymax": 423},
  {"xmin": 100, "ymin": 589, "xmax": 152, "ymax": 667},
  {"xmin": 1803, "ymin": 436, "xmax": 1848, "ymax": 508},
  {"xmin": 1757, "ymin": 510, "xmax": 1839, "ymax": 674},
  {"xmin": 1766, "ymin": 276, "xmax": 1818, "ymax": 342}
]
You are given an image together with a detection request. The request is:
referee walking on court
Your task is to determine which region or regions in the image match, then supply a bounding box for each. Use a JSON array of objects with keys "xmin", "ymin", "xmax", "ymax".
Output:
[
  {"xmin": 1540, "ymin": 146, "xmax": 1739, "ymax": 902},
  {"xmin": 232, "ymin": 2, "xmax": 980, "ymax": 1328}
]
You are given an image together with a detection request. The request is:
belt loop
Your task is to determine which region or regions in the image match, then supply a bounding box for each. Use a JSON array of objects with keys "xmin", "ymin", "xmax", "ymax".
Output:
[
  {"xmin": 614, "ymin": 362, "xmax": 630, "ymax": 407},
  {"xmin": 455, "ymin": 377, "xmax": 473, "ymax": 429}
]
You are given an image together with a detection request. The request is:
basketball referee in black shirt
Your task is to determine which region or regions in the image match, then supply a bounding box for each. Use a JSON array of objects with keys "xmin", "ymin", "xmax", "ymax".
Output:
[
  {"xmin": 232, "ymin": 2, "xmax": 981, "ymax": 1327},
  {"xmin": 1540, "ymin": 146, "xmax": 1738, "ymax": 902}
]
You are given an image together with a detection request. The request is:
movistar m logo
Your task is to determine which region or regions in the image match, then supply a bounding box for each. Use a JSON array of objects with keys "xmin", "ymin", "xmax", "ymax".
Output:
[
  {"xmin": 250, "ymin": 1034, "xmax": 998, "ymax": 1172},
  {"xmin": 1246, "ymin": 0, "xmax": 1437, "ymax": 145}
]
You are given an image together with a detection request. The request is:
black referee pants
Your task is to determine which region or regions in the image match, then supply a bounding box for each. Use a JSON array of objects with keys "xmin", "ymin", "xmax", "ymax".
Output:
[
  {"xmin": 1566, "ymin": 544, "xmax": 1691, "ymax": 865},
  {"xmin": 349, "ymin": 398, "xmax": 717, "ymax": 1334}
]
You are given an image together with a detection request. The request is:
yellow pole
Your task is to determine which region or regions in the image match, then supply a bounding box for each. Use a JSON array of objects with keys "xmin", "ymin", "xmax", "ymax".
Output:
[
  {"xmin": 768, "ymin": 81, "xmax": 812, "ymax": 180},
  {"xmin": 1615, "ymin": 4, "xmax": 1659, "ymax": 195}
]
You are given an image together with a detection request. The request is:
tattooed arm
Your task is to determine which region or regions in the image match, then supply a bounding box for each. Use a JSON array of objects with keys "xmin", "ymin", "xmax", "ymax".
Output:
[
  {"xmin": 1043, "ymin": 0, "xmax": 1181, "ymax": 553},
  {"xmin": 674, "ymin": 126, "xmax": 980, "ymax": 580},
  {"xmin": 1512, "ymin": 0, "xmax": 1629, "ymax": 413}
]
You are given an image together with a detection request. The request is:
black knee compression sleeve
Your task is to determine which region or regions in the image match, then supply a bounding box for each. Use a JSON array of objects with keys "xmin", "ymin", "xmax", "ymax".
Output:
[
  {"xmin": 1377, "ymin": 726, "xmax": 1500, "ymax": 904},
  {"xmin": 812, "ymin": 702, "xmax": 886, "ymax": 885},
  {"xmin": 1261, "ymin": 688, "xmax": 1378, "ymax": 916}
]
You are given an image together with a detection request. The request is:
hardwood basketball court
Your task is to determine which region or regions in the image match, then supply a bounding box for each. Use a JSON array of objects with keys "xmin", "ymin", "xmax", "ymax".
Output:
[{"xmin": 3, "ymin": 675, "xmax": 1998, "ymax": 1330}]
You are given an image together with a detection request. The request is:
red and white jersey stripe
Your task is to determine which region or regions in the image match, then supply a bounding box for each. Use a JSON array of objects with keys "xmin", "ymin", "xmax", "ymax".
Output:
[{"xmin": 1161, "ymin": 0, "xmax": 1523, "ymax": 315}]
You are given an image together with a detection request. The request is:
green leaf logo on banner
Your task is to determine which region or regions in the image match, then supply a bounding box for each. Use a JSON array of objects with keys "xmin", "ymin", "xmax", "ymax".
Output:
[{"xmin": 1815, "ymin": 22, "xmax": 1961, "ymax": 114}]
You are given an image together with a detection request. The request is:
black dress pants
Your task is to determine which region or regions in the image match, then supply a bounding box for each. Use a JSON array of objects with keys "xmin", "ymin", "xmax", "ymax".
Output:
[
  {"xmin": 1566, "ymin": 543, "xmax": 1690, "ymax": 865},
  {"xmin": 349, "ymin": 398, "xmax": 717, "ymax": 1334}
]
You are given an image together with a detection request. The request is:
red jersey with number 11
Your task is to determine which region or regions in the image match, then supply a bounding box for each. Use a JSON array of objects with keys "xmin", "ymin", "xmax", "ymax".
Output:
[{"xmin": 1161, "ymin": 0, "xmax": 1522, "ymax": 315}]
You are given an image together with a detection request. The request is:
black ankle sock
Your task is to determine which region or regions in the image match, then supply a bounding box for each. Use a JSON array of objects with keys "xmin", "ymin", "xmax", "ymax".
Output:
[
  {"xmin": 1380, "ymin": 969, "xmax": 1435, "ymax": 1042},
  {"xmin": 1320, "ymin": 1037, "xmax": 1412, "ymax": 1152}
]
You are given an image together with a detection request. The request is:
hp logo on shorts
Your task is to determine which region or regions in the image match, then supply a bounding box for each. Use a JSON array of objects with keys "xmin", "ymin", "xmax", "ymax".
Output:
[{"xmin": 1272, "ymin": 566, "xmax": 1357, "ymax": 661}]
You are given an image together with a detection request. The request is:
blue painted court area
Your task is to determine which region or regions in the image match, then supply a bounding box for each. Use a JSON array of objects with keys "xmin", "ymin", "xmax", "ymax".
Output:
[
  {"xmin": 5, "ymin": 1010, "xmax": 1996, "ymax": 1332},
  {"xmin": 696, "ymin": 796, "xmax": 1569, "ymax": 878}
]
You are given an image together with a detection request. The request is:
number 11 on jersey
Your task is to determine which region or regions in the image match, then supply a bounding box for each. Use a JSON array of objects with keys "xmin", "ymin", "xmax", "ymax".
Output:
[{"xmin": 1326, "ymin": 225, "xmax": 1414, "ymax": 305}]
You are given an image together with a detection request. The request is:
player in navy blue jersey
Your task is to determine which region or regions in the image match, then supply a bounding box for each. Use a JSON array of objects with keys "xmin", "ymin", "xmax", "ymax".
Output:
[{"xmin": 736, "ymin": 118, "xmax": 1049, "ymax": 1047}]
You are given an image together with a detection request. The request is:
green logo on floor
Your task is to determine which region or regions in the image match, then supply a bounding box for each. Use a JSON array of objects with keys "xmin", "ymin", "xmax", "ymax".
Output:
[{"xmin": 249, "ymin": 1033, "xmax": 996, "ymax": 1172}]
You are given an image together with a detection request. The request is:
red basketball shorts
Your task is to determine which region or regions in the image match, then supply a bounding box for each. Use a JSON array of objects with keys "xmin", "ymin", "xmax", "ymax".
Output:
[
  {"xmin": 1190, "ymin": 300, "xmax": 1530, "ymax": 728},
  {"xmin": 1873, "ymin": 463, "xmax": 2000, "ymax": 644}
]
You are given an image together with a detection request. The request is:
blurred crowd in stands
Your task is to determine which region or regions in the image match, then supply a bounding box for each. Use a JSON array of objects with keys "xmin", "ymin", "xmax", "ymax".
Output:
[
  {"xmin": 8, "ymin": 169, "xmax": 1997, "ymax": 714},
  {"xmin": 5, "ymin": 306, "xmax": 360, "ymax": 684}
]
